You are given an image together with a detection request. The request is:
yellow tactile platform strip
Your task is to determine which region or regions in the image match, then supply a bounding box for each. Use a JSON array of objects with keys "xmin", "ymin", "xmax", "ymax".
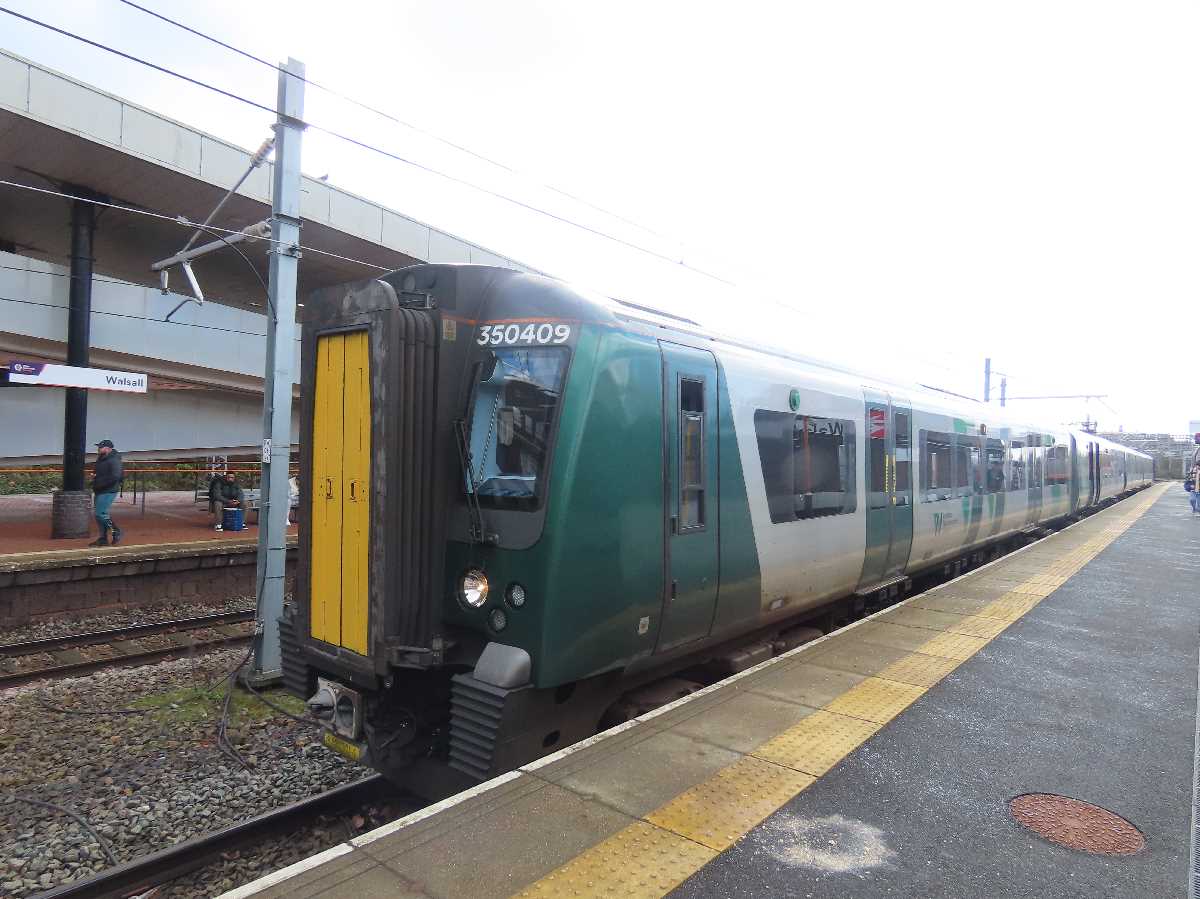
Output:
[{"xmin": 512, "ymin": 484, "xmax": 1166, "ymax": 898}]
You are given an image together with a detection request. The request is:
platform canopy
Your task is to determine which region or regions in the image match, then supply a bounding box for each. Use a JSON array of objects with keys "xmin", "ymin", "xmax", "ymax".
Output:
[{"xmin": 0, "ymin": 49, "xmax": 531, "ymax": 312}]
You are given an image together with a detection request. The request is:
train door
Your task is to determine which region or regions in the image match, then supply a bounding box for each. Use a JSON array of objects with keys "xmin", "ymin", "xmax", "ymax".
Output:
[
  {"xmin": 1088, "ymin": 442, "xmax": 1100, "ymax": 505},
  {"xmin": 887, "ymin": 402, "xmax": 914, "ymax": 578},
  {"xmin": 309, "ymin": 331, "xmax": 371, "ymax": 655},
  {"xmin": 1069, "ymin": 435, "xmax": 1080, "ymax": 511},
  {"xmin": 1025, "ymin": 435, "xmax": 1043, "ymax": 525},
  {"xmin": 858, "ymin": 392, "xmax": 912, "ymax": 589},
  {"xmin": 657, "ymin": 342, "xmax": 719, "ymax": 651}
]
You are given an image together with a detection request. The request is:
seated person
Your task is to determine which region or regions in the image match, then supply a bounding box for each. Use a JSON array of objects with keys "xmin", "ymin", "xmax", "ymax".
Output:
[{"xmin": 210, "ymin": 471, "xmax": 245, "ymax": 531}]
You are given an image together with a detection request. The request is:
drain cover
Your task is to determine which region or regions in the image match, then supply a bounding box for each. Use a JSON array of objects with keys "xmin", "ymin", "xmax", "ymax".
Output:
[{"xmin": 1009, "ymin": 794, "xmax": 1144, "ymax": 855}]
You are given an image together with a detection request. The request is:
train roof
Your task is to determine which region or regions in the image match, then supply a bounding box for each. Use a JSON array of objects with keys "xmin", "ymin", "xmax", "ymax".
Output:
[
  {"xmin": 383, "ymin": 264, "xmax": 1150, "ymax": 461},
  {"xmin": 597, "ymin": 288, "xmax": 1149, "ymax": 459}
]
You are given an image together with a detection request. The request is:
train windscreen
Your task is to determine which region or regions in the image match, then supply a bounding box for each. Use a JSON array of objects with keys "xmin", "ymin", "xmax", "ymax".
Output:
[{"xmin": 465, "ymin": 347, "xmax": 568, "ymax": 510}]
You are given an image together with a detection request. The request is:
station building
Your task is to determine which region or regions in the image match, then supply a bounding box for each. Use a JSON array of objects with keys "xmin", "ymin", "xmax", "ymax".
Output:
[{"xmin": 0, "ymin": 48, "xmax": 531, "ymax": 468}]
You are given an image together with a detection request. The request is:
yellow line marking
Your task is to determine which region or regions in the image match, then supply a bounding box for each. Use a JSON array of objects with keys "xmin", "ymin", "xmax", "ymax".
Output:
[
  {"xmin": 875, "ymin": 652, "xmax": 963, "ymax": 687},
  {"xmin": 944, "ymin": 614, "xmax": 1009, "ymax": 640},
  {"xmin": 916, "ymin": 630, "xmax": 990, "ymax": 661},
  {"xmin": 968, "ymin": 593, "xmax": 1041, "ymax": 621},
  {"xmin": 823, "ymin": 677, "xmax": 926, "ymax": 724},
  {"xmin": 751, "ymin": 710, "xmax": 881, "ymax": 776},
  {"xmin": 512, "ymin": 485, "xmax": 1167, "ymax": 897},
  {"xmin": 513, "ymin": 820, "xmax": 716, "ymax": 898},
  {"xmin": 645, "ymin": 756, "xmax": 815, "ymax": 851}
]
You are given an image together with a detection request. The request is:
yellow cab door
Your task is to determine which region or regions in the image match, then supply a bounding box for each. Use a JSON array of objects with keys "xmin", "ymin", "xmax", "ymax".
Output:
[{"xmin": 309, "ymin": 331, "xmax": 371, "ymax": 655}]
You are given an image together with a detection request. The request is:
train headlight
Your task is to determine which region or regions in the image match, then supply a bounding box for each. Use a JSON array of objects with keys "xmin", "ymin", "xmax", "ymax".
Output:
[
  {"xmin": 489, "ymin": 608, "xmax": 508, "ymax": 632},
  {"xmin": 505, "ymin": 583, "xmax": 526, "ymax": 609},
  {"xmin": 460, "ymin": 569, "xmax": 489, "ymax": 608}
]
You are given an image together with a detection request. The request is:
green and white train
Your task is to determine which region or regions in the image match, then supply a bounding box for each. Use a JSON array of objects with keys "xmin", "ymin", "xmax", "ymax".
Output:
[{"xmin": 282, "ymin": 264, "xmax": 1151, "ymax": 795}]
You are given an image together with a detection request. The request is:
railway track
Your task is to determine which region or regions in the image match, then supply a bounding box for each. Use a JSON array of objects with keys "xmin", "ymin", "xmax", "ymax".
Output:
[
  {"xmin": 0, "ymin": 611, "xmax": 256, "ymax": 687},
  {"xmin": 35, "ymin": 774, "xmax": 408, "ymax": 899}
]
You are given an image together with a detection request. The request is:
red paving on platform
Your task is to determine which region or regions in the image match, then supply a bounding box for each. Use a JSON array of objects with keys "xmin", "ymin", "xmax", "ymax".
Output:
[{"xmin": 0, "ymin": 491, "xmax": 297, "ymax": 556}]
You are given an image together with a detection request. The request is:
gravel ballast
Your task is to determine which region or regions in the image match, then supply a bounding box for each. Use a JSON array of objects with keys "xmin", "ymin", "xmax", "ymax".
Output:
[
  {"xmin": 0, "ymin": 596, "xmax": 257, "ymax": 647},
  {"xmin": 0, "ymin": 647, "xmax": 377, "ymax": 898}
]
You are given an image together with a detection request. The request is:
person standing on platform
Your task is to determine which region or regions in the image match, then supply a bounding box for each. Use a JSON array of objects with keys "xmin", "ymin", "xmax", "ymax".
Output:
[
  {"xmin": 90, "ymin": 439, "xmax": 124, "ymax": 546},
  {"xmin": 1189, "ymin": 434, "xmax": 1200, "ymax": 515},
  {"xmin": 210, "ymin": 471, "xmax": 245, "ymax": 531}
]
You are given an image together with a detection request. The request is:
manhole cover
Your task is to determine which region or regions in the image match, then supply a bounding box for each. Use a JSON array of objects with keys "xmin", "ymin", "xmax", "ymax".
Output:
[{"xmin": 1009, "ymin": 794, "xmax": 1144, "ymax": 855}]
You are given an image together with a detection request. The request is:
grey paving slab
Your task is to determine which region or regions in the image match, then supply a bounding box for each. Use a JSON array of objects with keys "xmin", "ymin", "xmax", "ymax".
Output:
[
  {"xmin": 924, "ymin": 580, "xmax": 1024, "ymax": 602},
  {"xmin": 801, "ymin": 639, "xmax": 915, "ymax": 678},
  {"xmin": 847, "ymin": 620, "xmax": 941, "ymax": 652},
  {"xmin": 669, "ymin": 689, "xmax": 820, "ymax": 754},
  {"xmin": 673, "ymin": 489, "xmax": 1199, "ymax": 899},
  {"xmin": 361, "ymin": 779, "xmax": 634, "ymax": 899},
  {"xmin": 745, "ymin": 660, "xmax": 868, "ymax": 707},
  {"xmin": 543, "ymin": 729, "xmax": 741, "ymax": 818},
  {"xmin": 879, "ymin": 604, "xmax": 976, "ymax": 633},
  {"xmin": 909, "ymin": 592, "xmax": 998, "ymax": 616}
]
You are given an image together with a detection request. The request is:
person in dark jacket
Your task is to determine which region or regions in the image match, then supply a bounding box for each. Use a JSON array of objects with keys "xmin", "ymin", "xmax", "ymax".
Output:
[
  {"xmin": 209, "ymin": 471, "xmax": 245, "ymax": 531},
  {"xmin": 90, "ymin": 439, "xmax": 123, "ymax": 546}
]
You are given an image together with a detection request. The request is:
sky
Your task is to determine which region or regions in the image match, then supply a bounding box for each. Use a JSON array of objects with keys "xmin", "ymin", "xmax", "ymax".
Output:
[{"xmin": 3, "ymin": 0, "xmax": 1197, "ymax": 432}]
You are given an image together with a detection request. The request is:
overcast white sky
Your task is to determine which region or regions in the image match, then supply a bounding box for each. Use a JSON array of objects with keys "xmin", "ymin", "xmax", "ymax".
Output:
[{"xmin": 4, "ymin": 1, "xmax": 1197, "ymax": 432}]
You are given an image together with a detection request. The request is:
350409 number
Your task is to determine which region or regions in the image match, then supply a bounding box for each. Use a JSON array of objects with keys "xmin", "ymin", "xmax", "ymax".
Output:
[{"xmin": 476, "ymin": 322, "xmax": 571, "ymax": 346}]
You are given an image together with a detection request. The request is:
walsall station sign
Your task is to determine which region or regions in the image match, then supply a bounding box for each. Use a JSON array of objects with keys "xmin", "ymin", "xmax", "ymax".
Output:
[{"xmin": 8, "ymin": 361, "xmax": 148, "ymax": 393}]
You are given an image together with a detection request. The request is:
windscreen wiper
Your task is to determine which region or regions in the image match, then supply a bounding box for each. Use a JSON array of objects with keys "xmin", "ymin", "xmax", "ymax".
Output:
[{"xmin": 454, "ymin": 419, "xmax": 496, "ymax": 546}]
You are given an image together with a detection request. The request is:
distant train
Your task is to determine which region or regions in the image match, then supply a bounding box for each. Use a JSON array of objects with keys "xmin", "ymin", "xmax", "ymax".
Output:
[{"xmin": 281, "ymin": 265, "xmax": 1151, "ymax": 796}]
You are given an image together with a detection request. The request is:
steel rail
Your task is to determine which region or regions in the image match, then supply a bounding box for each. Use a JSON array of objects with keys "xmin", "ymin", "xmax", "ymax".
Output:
[
  {"xmin": 0, "ymin": 610, "xmax": 255, "ymax": 658},
  {"xmin": 0, "ymin": 634, "xmax": 254, "ymax": 688},
  {"xmin": 35, "ymin": 775, "xmax": 400, "ymax": 899}
]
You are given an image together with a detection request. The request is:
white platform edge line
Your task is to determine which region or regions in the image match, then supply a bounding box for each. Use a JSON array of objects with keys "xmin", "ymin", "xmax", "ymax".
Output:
[
  {"xmin": 350, "ymin": 769, "xmax": 524, "ymax": 848},
  {"xmin": 216, "ymin": 843, "xmax": 353, "ymax": 899}
]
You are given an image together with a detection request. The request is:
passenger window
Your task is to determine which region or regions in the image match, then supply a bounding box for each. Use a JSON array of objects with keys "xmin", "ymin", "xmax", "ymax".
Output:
[
  {"xmin": 919, "ymin": 430, "xmax": 955, "ymax": 501},
  {"xmin": 1008, "ymin": 440, "xmax": 1026, "ymax": 491},
  {"xmin": 967, "ymin": 441, "xmax": 983, "ymax": 495},
  {"xmin": 894, "ymin": 412, "xmax": 911, "ymax": 502},
  {"xmin": 1046, "ymin": 445, "xmax": 1069, "ymax": 485},
  {"xmin": 1026, "ymin": 440, "xmax": 1043, "ymax": 489},
  {"xmin": 985, "ymin": 438, "xmax": 1005, "ymax": 493},
  {"xmin": 679, "ymin": 379, "xmax": 705, "ymax": 530},
  {"xmin": 953, "ymin": 440, "xmax": 974, "ymax": 497},
  {"xmin": 868, "ymin": 408, "xmax": 887, "ymax": 509},
  {"xmin": 754, "ymin": 410, "xmax": 856, "ymax": 523}
]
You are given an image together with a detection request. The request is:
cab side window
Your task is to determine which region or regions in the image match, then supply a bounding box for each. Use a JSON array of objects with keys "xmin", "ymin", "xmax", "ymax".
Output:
[{"xmin": 679, "ymin": 379, "xmax": 705, "ymax": 530}]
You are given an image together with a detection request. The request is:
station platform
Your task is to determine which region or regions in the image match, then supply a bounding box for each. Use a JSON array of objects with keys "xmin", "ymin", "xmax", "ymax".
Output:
[
  {"xmin": 0, "ymin": 490, "xmax": 295, "ymax": 557},
  {"xmin": 0, "ymin": 491, "xmax": 300, "ymax": 626},
  {"xmin": 223, "ymin": 482, "xmax": 1196, "ymax": 899}
]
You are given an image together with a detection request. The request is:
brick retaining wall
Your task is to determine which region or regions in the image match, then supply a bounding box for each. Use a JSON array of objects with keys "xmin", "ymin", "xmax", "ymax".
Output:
[{"xmin": 0, "ymin": 542, "xmax": 297, "ymax": 626}]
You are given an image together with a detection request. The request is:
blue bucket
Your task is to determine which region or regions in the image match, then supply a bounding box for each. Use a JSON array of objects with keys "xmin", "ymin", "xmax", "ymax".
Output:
[{"xmin": 222, "ymin": 507, "xmax": 245, "ymax": 531}]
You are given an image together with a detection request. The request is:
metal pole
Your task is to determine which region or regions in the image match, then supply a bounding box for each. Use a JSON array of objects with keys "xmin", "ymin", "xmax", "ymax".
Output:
[
  {"xmin": 1000, "ymin": 376, "xmax": 1007, "ymax": 408},
  {"xmin": 983, "ymin": 357, "xmax": 991, "ymax": 403},
  {"xmin": 62, "ymin": 197, "xmax": 95, "ymax": 493},
  {"xmin": 249, "ymin": 58, "xmax": 305, "ymax": 683}
]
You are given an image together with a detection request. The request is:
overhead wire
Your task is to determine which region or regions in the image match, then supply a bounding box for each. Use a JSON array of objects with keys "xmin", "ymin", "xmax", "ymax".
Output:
[
  {"xmin": 114, "ymin": 0, "xmax": 674, "ymax": 244},
  {"xmin": 0, "ymin": 179, "xmax": 391, "ymax": 273},
  {"xmin": 0, "ymin": 5, "xmax": 275, "ymax": 116},
  {"xmin": 0, "ymin": 294, "xmax": 275, "ymax": 339},
  {"xmin": 0, "ymin": 6, "xmax": 732, "ymax": 284},
  {"xmin": 0, "ymin": 262, "xmax": 152, "ymax": 290}
]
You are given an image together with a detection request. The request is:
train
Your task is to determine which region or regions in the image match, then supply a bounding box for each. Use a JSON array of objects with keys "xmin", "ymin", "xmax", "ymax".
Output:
[{"xmin": 280, "ymin": 264, "xmax": 1151, "ymax": 797}]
